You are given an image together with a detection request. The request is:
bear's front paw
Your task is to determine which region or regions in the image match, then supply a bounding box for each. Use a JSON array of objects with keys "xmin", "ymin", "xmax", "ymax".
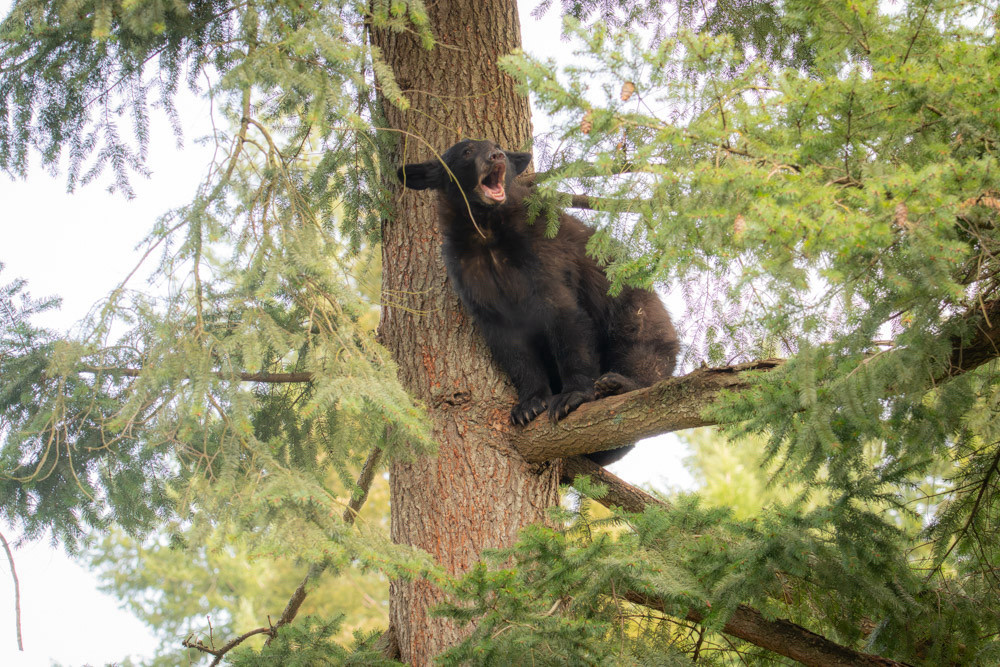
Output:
[
  {"xmin": 547, "ymin": 389, "xmax": 595, "ymax": 422},
  {"xmin": 511, "ymin": 396, "xmax": 548, "ymax": 426}
]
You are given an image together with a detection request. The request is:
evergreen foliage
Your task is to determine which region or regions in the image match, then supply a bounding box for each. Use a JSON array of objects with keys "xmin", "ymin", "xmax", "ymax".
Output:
[
  {"xmin": 492, "ymin": 1, "xmax": 1000, "ymax": 658},
  {"xmin": 85, "ymin": 460, "xmax": 393, "ymax": 664},
  {"xmin": 227, "ymin": 616, "xmax": 402, "ymax": 666},
  {"xmin": 2, "ymin": 0, "xmax": 1000, "ymax": 663},
  {"xmin": 1, "ymin": 0, "xmax": 435, "ymax": 552}
]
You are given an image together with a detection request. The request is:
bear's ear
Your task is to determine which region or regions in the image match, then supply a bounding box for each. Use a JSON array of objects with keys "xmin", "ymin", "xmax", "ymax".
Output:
[
  {"xmin": 505, "ymin": 151, "xmax": 532, "ymax": 176},
  {"xmin": 397, "ymin": 161, "xmax": 442, "ymax": 190}
]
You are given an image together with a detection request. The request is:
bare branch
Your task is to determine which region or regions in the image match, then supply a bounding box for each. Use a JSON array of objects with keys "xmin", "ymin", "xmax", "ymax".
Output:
[
  {"xmin": 0, "ymin": 530, "xmax": 23, "ymax": 652},
  {"xmin": 182, "ymin": 625, "xmax": 272, "ymax": 664},
  {"xmin": 623, "ymin": 590, "xmax": 911, "ymax": 667}
]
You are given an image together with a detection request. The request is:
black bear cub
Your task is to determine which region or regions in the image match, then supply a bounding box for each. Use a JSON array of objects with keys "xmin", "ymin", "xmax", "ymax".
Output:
[{"xmin": 398, "ymin": 139, "xmax": 678, "ymax": 465}]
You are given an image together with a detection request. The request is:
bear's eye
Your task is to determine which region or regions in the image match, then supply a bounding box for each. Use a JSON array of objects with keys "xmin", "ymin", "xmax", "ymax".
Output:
[{"xmin": 463, "ymin": 148, "xmax": 473, "ymax": 157}]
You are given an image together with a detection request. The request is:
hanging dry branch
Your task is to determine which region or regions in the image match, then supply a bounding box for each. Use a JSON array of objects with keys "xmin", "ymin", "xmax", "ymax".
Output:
[{"xmin": 0, "ymin": 530, "xmax": 23, "ymax": 652}]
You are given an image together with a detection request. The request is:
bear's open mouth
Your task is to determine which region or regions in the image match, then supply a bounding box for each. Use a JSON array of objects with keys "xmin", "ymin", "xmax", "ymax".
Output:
[{"xmin": 479, "ymin": 162, "xmax": 506, "ymax": 203}]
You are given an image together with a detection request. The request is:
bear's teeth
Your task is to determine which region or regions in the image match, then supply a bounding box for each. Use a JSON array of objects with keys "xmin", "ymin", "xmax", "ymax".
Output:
[
  {"xmin": 482, "ymin": 183, "xmax": 505, "ymax": 201},
  {"xmin": 480, "ymin": 162, "xmax": 506, "ymax": 201}
]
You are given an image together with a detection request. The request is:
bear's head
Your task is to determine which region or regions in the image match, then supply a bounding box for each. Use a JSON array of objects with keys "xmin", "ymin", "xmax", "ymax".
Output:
[{"xmin": 397, "ymin": 139, "xmax": 532, "ymax": 209}]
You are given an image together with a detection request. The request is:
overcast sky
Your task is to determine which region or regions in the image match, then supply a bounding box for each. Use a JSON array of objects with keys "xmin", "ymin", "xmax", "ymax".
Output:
[{"xmin": 0, "ymin": 4, "xmax": 693, "ymax": 664}]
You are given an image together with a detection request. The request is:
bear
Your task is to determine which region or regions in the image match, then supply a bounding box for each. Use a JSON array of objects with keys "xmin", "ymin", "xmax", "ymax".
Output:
[{"xmin": 397, "ymin": 139, "xmax": 679, "ymax": 465}]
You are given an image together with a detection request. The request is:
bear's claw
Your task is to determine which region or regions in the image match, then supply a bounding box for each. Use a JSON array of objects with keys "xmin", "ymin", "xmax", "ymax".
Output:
[{"xmin": 511, "ymin": 396, "xmax": 548, "ymax": 426}]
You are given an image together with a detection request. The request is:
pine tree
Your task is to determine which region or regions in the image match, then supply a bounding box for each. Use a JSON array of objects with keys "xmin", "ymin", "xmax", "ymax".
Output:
[{"xmin": 2, "ymin": 0, "xmax": 1000, "ymax": 664}]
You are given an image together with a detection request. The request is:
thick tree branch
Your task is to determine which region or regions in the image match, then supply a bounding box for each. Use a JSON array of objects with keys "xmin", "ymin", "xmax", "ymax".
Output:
[
  {"xmin": 514, "ymin": 359, "xmax": 783, "ymax": 463},
  {"xmin": 623, "ymin": 591, "xmax": 911, "ymax": 667},
  {"xmin": 560, "ymin": 456, "xmax": 667, "ymax": 513},
  {"xmin": 521, "ymin": 296, "xmax": 1000, "ymax": 464},
  {"xmin": 548, "ymin": 303, "xmax": 1000, "ymax": 665},
  {"xmin": 558, "ymin": 463, "xmax": 910, "ymax": 665}
]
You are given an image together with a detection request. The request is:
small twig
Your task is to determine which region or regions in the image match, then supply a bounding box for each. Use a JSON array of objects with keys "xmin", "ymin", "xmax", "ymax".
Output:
[
  {"xmin": 0, "ymin": 530, "xmax": 23, "ymax": 651},
  {"xmin": 182, "ymin": 625, "xmax": 273, "ymax": 662},
  {"xmin": 926, "ymin": 444, "xmax": 1000, "ymax": 582},
  {"xmin": 79, "ymin": 365, "xmax": 314, "ymax": 383},
  {"xmin": 902, "ymin": 1, "xmax": 932, "ymax": 65},
  {"xmin": 692, "ymin": 626, "xmax": 706, "ymax": 662}
]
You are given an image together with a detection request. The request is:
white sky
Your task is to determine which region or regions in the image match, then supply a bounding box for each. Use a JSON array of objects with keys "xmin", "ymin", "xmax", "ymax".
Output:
[{"xmin": 0, "ymin": 3, "xmax": 693, "ymax": 664}]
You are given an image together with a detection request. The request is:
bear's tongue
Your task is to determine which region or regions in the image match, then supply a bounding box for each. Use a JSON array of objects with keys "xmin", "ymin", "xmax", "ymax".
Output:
[{"xmin": 481, "ymin": 163, "xmax": 506, "ymax": 202}]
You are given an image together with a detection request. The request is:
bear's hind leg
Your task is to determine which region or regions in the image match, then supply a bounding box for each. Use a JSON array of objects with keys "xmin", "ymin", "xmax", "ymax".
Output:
[
  {"xmin": 548, "ymin": 388, "xmax": 596, "ymax": 422},
  {"xmin": 593, "ymin": 372, "xmax": 641, "ymax": 399},
  {"xmin": 586, "ymin": 444, "xmax": 635, "ymax": 466},
  {"xmin": 585, "ymin": 375, "xmax": 638, "ymax": 464}
]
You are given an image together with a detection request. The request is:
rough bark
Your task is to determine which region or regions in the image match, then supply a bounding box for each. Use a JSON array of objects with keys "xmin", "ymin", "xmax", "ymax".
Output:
[
  {"xmin": 369, "ymin": 3, "xmax": 560, "ymax": 664},
  {"xmin": 517, "ymin": 360, "xmax": 783, "ymax": 462}
]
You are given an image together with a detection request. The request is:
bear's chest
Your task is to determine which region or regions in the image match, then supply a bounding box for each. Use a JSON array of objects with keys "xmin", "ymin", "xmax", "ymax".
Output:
[
  {"xmin": 456, "ymin": 243, "xmax": 533, "ymax": 297},
  {"xmin": 444, "ymin": 235, "xmax": 550, "ymax": 319}
]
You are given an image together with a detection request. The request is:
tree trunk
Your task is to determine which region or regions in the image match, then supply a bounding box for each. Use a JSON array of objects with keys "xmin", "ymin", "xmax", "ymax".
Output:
[{"xmin": 370, "ymin": 3, "xmax": 559, "ymax": 664}]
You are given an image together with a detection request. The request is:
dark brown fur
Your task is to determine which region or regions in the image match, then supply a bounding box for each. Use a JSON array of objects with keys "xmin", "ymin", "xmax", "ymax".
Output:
[{"xmin": 398, "ymin": 140, "xmax": 678, "ymax": 465}]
